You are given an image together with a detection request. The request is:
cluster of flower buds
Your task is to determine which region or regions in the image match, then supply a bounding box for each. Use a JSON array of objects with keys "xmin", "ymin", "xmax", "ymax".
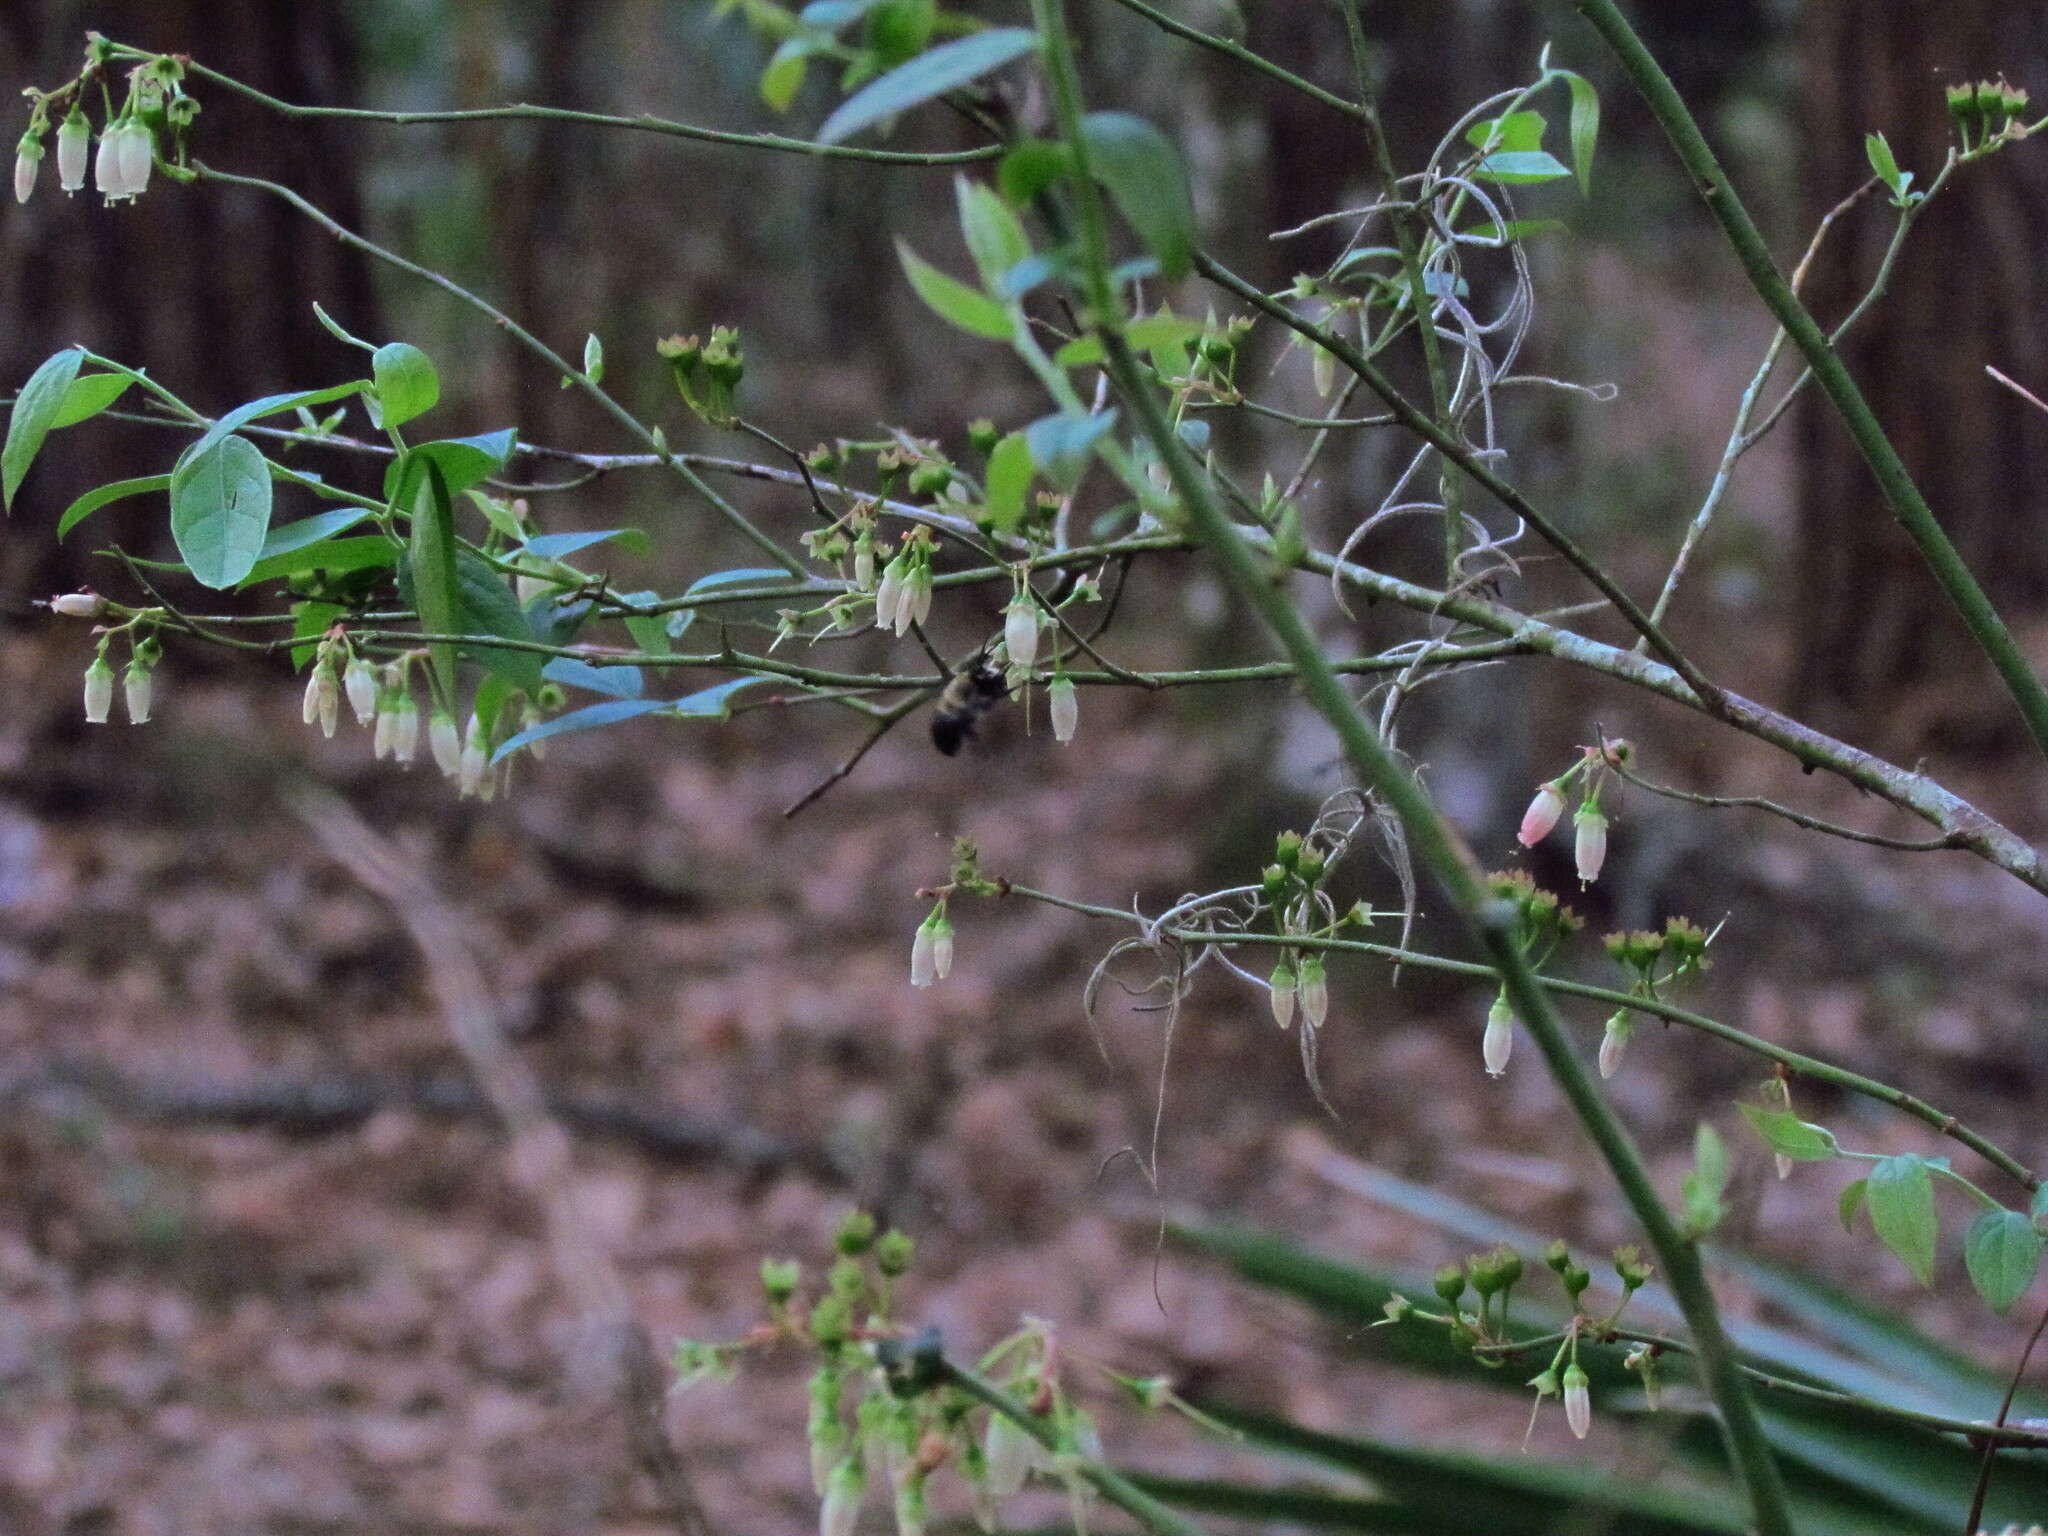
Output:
[
  {"xmin": 1948, "ymin": 77, "xmax": 2032, "ymax": 153},
  {"xmin": 656, "ymin": 325, "xmax": 743, "ymax": 427},
  {"xmin": 1595, "ymin": 916, "xmax": 1712, "ymax": 1077},
  {"xmin": 303, "ymin": 634, "xmax": 524, "ymax": 799},
  {"xmin": 874, "ymin": 528, "xmax": 935, "ymax": 637},
  {"xmin": 909, "ymin": 903, "xmax": 953, "ymax": 988},
  {"xmin": 1259, "ymin": 830, "xmax": 1369, "ymax": 1033}
]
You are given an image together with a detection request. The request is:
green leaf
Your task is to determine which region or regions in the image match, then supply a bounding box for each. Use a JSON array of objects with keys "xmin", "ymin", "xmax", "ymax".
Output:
[
  {"xmin": 760, "ymin": 38, "xmax": 811, "ymax": 111},
  {"xmin": 955, "ymin": 174, "xmax": 1031, "ymax": 295},
  {"xmin": 385, "ymin": 430, "xmax": 518, "ymax": 508},
  {"xmin": 1737, "ymin": 1103, "xmax": 1840, "ymax": 1162},
  {"xmin": 178, "ymin": 383, "xmax": 364, "ymax": 477},
  {"xmin": 1965, "ymin": 1208, "xmax": 2042, "ymax": 1313},
  {"xmin": 451, "ymin": 549, "xmax": 543, "ymax": 690},
  {"xmin": 406, "ymin": 459, "xmax": 462, "ymax": 705},
  {"xmin": 1865, "ymin": 131, "xmax": 1901, "ymax": 192},
  {"xmin": 171, "ymin": 435, "xmax": 274, "ymax": 589},
  {"xmin": 1473, "ymin": 150, "xmax": 1572, "ymax": 185},
  {"xmin": 240, "ymin": 535, "xmax": 399, "ymax": 588},
  {"xmin": 4, "ymin": 348, "xmax": 85, "ymax": 510},
  {"xmin": 371, "ymin": 342, "xmax": 440, "ymax": 430},
  {"xmin": 1465, "ymin": 109, "xmax": 1546, "ymax": 154},
  {"xmin": 895, "ymin": 240, "xmax": 1014, "ymax": 339},
  {"xmin": 816, "ymin": 27, "xmax": 1038, "ymax": 145},
  {"xmin": 997, "ymin": 137, "xmax": 1071, "ymax": 205},
  {"xmin": 249, "ymin": 507, "xmax": 377, "ymax": 562},
  {"xmin": 663, "ymin": 567, "xmax": 798, "ymax": 642},
  {"xmin": 1867, "ymin": 1154, "xmax": 1938, "ymax": 1287},
  {"xmin": 50, "ymin": 371, "xmax": 135, "ymax": 431},
  {"xmin": 1839, "ymin": 1177, "xmax": 1868, "ymax": 1233},
  {"xmin": 1026, "ymin": 409, "xmax": 1117, "ymax": 489},
  {"xmin": 541, "ymin": 656, "xmax": 644, "ymax": 699},
  {"xmin": 1053, "ymin": 312, "xmax": 1205, "ymax": 368},
  {"xmin": 981, "ymin": 431, "xmax": 1032, "ymax": 534},
  {"xmin": 492, "ymin": 679, "xmax": 764, "ymax": 763},
  {"xmin": 57, "ymin": 473, "xmax": 171, "ymax": 539},
  {"xmin": 1079, "ymin": 111, "xmax": 1196, "ymax": 281},
  {"xmin": 1682, "ymin": 1122, "xmax": 1727, "ymax": 1237},
  {"xmin": 615, "ymin": 590, "xmax": 671, "ymax": 656},
  {"xmin": 1562, "ymin": 69, "xmax": 1600, "ymax": 194},
  {"xmin": 522, "ymin": 528, "xmax": 650, "ymax": 560}
]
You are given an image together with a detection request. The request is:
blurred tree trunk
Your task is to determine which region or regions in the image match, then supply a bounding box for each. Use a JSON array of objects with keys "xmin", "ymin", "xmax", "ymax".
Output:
[
  {"xmin": 1793, "ymin": 0, "xmax": 2048, "ymax": 744},
  {"xmin": 0, "ymin": 1, "xmax": 376, "ymax": 603}
]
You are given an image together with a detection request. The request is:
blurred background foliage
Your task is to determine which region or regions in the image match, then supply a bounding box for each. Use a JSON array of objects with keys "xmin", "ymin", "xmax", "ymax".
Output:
[{"xmin": 4, "ymin": 2, "xmax": 2048, "ymax": 1532}]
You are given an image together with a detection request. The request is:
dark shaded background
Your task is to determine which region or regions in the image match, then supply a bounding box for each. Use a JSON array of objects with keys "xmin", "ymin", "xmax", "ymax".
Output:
[{"xmin": 3, "ymin": 3, "xmax": 2047, "ymax": 1532}]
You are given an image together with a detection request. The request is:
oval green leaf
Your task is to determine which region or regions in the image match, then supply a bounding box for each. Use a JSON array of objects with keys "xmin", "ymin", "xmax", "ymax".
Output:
[
  {"xmin": 372, "ymin": 342, "xmax": 440, "ymax": 430},
  {"xmin": 4, "ymin": 347, "xmax": 86, "ymax": 510},
  {"xmin": 50, "ymin": 371, "xmax": 135, "ymax": 431},
  {"xmin": 816, "ymin": 28, "xmax": 1039, "ymax": 145},
  {"xmin": 1867, "ymin": 1154, "xmax": 1938, "ymax": 1287},
  {"xmin": 1473, "ymin": 149, "xmax": 1572, "ymax": 185},
  {"xmin": 1965, "ymin": 1207, "xmax": 2043, "ymax": 1314},
  {"xmin": 171, "ymin": 435, "xmax": 274, "ymax": 588},
  {"xmin": 1079, "ymin": 111, "xmax": 1196, "ymax": 281},
  {"xmin": 57, "ymin": 473, "xmax": 172, "ymax": 540},
  {"xmin": 896, "ymin": 240, "xmax": 1013, "ymax": 340}
]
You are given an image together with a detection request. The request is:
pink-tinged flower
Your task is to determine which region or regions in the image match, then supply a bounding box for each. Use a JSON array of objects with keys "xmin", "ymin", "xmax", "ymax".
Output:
[
  {"xmin": 83, "ymin": 656, "xmax": 115, "ymax": 723},
  {"xmin": 1563, "ymin": 1364, "xmax": 1592, "ymax": 1439},
  {"xmin": 50, "ymin": 590, "xmax": 107, "ymax": 619},
  {"xmin": 14, "ymin": 133, "xmax": 42, "ymax": 205},
  {"xmin": 1048, "ymin": 676, "xmax": 1078, "ymax": 743},
  {"xmin": 1574, "ymin": 805, "xmax": 1609, "ymax": 886},
  {"xmin": 1517, "ymin": 781, "xmax": 1566, "ymax": 847},
  {"xmin": 56, "ymin": 110, "xmax": 88, "ymax": 193},
  {"xmin": 1483, "ymin": 995, "xmax": 1514, "ymax": 1077},
  {"xmin": 1598, "ymin": 1013, "xmax": 1631, "ymax": 1079}
]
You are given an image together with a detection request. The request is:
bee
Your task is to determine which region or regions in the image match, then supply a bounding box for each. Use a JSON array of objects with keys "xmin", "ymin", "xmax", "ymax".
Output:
[{"xmin": 930, "ymin": 658, "xmax": 1010, "ymax": 757}]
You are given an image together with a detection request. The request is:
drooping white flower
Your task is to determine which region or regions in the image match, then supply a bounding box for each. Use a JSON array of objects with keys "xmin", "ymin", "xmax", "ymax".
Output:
[
  {"xmin": 115, "ymin": 120, "xmax": 152, "ymax": 199},
  {"xmin": 1004, "ymin": 598, "xmax": 1040, "ymax": 673},
  {"xmin": 83, "ymin": 656, "xmax": 115, "ymax": 723},
  {"xmin": 1048, "ymin": 675, "xmax": 1078, "ymax": 743},
  {"xmin": 1269, "ymin": 960, "xmax": 1297, "ymax": 1030},
  {"xmin": 1483, "ymin": 994, "xmax": 1514, "ymax": 1077},
  {"xmin": 819, "ymin": 1458, "xmax": 864, "ymax": 1536},
  {"xmin": 1563, "ymin": 1364, "xmax": 1592, "ymax": 1439},
  {"xmin": 1574, "ymin": 805, "xmax": 1609, "ymax": 886},
  {"xmin": 392, "ymin": 702, "xmax": 421, "ymax": 764},
  {"xmin": 929, "ymin": 916, "xmax": 953, "ymax": 980},
  {"xmin": 343, "ymin": 657, "xmax": 378, "ymax": 725},
  {"xmin": 50, "ymin": 591, "xmax": 107, "ymax": 619},
  {"xmin": 1598, "ymin": 1013, "xmax": 1631, "ymax": 1080},
  {"xmin": 1298, "ymin": 953, "xmax": 1329, "ymax": 1029},
  {"xmin": 458, "ymin": 714, "xmax": 487, "ymax": 797},
  {"xmin": 123, "ymin": 661, "xmax": 153, "ymax": 724},
  {"xmin": 429, "ymin": 709, "xmax": 462, "ymax": 778},
  {"xmin": 910, "ymin": 919, "xmax": 938, "ymax": 989},
  {"xmin": 56, "ymin": 110, "xmax": 88, "ymax": 193}
]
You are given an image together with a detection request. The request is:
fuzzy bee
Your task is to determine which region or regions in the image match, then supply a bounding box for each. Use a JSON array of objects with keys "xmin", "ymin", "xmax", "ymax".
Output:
[{"xmin": 929, "ymin": 658, "xmax": 1009, "ymax": 757}]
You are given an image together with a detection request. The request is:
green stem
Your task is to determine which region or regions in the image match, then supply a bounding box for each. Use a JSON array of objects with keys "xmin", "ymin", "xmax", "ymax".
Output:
[
  {"xmin": 936, "ymin": 1360, "xmax": 1212, "ymax": 1536},
  {"xmin": 105, "ymin": 41, "xmax": 999, "ymax": 166},
  {"xmin": 1096, "ymin": 0, "xmax": 1365, "ymax": 121},
  {"xmin": 1574, "ymin": 0, "xmax": 2048, "ymax": 764},
  {"xmin": 1025, "ymin": 6, "xmax": 1790, "ymax": 1520}
]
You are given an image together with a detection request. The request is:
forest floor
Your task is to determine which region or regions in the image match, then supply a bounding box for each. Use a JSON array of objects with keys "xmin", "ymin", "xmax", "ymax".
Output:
[{"xmin": 2, "ymin": 611, "xmax": 2046, "ymax": 1536}]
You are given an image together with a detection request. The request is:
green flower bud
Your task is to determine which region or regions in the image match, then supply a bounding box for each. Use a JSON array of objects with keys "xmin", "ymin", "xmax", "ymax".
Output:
[
  {"xmin": 875, "ymin": 1229, "xmax": 915, "ymax": 1277},
  {"xmin": 834, "ymin": 1209, "xmax": 878, "ymax": 1256}
]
